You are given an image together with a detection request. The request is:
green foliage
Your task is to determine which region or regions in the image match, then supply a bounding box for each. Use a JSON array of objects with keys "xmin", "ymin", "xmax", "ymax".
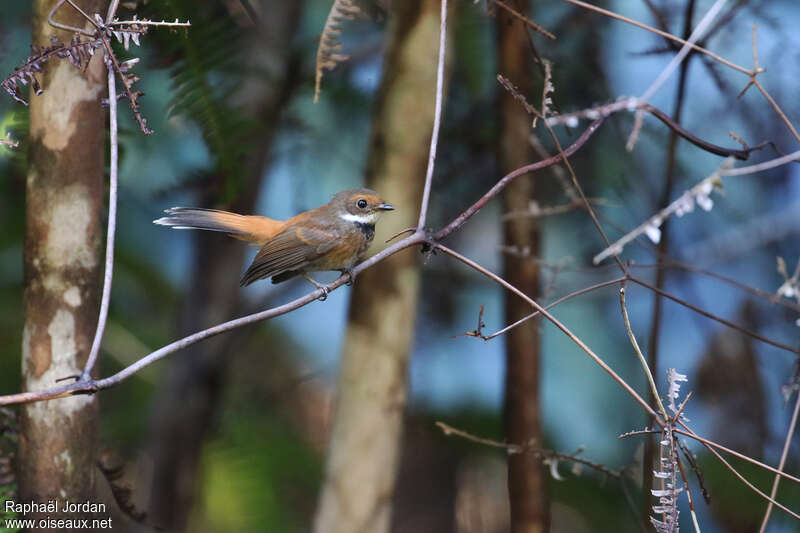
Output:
[
  {"xmin": 0, "ymin": 484, "xmax": 20, "ymax": 533},
  {"xmin": 194, "ymin": 415, "xmax": 322, "ymax": 532},
  {"xmin": 141, "ymin": 1, "xmax": 262, "ymax": 203}
]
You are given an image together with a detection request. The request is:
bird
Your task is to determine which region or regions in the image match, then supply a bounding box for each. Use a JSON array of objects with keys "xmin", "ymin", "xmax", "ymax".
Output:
[{"xmin": 154, "ymin": 188, "xmax": 394, "ymax": 293}]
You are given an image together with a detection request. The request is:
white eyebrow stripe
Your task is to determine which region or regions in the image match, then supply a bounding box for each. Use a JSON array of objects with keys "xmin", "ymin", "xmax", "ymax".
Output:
[{"xmin": 340, "ymin": 213, "xmax": 377, "ymax": 224}]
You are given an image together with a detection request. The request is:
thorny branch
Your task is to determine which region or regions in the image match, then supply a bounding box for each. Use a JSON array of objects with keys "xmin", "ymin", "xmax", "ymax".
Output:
[{"xmin": 3, "ymin": 0, "xmax": 191, "ymax": 133}]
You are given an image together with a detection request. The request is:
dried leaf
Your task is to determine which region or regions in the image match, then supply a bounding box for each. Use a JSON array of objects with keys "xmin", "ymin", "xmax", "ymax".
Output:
[{"xmin": 314, "ymin": 0, "xmax": 361, "ymax": 103}]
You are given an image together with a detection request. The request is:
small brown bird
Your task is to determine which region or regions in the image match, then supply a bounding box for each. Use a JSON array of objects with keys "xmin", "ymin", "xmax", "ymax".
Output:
[{"xmin": 154, "ymin": 188, "xmax": 394, "ymax": 291}]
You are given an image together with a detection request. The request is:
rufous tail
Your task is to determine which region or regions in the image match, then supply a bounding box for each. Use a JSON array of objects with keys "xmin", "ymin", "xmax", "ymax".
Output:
[{"xmin": 154, "ymin": 207, "xmax": 283, "ymax": 244}]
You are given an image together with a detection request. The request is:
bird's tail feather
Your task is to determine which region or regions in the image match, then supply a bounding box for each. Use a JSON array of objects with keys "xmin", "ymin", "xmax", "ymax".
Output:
[{"xmin": 153, "ymin": 207, "xmax": 283, "ymax": 244}]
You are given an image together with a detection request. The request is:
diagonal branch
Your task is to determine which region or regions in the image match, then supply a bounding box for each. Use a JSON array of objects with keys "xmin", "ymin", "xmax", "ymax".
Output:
[
  {"xmin": 434, "ymin": 243, "xmax": 660, "ymax": 420},
  {"xmin": 560, "ymin": 0, "xmax": 752, "ymax": 75},
  {"xmin": 0, "ymin": 232, "xmax": 426, "ymax": 406},
  {"xmin": 435, "ymin": 117, "xmax": 605, "ymax": 240}
]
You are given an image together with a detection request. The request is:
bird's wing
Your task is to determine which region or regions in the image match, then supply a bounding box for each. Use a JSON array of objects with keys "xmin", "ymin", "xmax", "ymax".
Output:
[{"xmin": 240, "ymin": 226, "xmax": 339, "ymax": 286}]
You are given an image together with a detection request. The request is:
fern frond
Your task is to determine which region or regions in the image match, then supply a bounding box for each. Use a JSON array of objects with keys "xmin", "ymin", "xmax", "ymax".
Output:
[{"xmin": 314, "ymin": 0, "xmax": 361, "ymax": 103}]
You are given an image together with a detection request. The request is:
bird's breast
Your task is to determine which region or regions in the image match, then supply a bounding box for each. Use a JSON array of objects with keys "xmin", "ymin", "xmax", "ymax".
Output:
[{"xmin": 310, "ymin": 221, "xmax": 375, "ymax": 271}]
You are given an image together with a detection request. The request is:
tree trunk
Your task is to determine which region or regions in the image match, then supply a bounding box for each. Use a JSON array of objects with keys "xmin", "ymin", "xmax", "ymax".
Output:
[
  {"xmin": 497, "ymin": 3, "xmax": 549, "ymax": 532},
  {"xmin": 146, "ymin": 2, "xmax": 303, "ymax": 529},
  {"xmin": 313, "ymin": 1, "xmax": 448, "ymax": 532},
  {"xmin": 19, "ymin": 0, "xmax": 106, "ymax": 526}
]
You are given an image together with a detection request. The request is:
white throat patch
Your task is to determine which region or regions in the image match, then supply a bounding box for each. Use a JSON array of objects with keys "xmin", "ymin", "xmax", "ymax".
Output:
[{"xmin": 340, "ymin": 212, "xmax": 378, "ymax": 224}]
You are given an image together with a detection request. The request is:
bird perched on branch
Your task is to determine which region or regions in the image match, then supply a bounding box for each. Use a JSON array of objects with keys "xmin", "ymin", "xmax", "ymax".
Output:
[{"xmin": 154, "ymin": 188, "xmax": 394, "ymax": 293}]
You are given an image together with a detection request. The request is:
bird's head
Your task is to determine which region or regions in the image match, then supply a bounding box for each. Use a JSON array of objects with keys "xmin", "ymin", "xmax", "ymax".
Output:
[{"xmin": 330, "ymin": 188, "xmax": 394, "ymax": 225}]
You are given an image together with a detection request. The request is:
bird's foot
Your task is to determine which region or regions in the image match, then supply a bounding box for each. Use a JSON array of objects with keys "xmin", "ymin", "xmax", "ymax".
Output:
[
  {"xmin": 303, "ymin": 274, "xmax": 330, "ymax": 301},
  {"xmin": 340, "ymin": 269, "xmax": 355, "ymax": 286}
]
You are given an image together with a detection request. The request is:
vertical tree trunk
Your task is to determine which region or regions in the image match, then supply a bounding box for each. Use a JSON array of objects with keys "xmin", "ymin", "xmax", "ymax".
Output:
[
  {"xmin": 313, "ymin": 1, "xmax": 448, "ymax": 532},
  {"xmin": 496, "ymin": 3, "xmax": 549, "ymax": 532},
  {"xmin": 19, "ymin": 0, "xmax": 106, "ymax": 526}
]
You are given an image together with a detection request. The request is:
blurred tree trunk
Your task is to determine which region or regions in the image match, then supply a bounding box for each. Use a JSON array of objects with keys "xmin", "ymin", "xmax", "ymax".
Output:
[
  {"xmin": 313, "ymin": 1, "xmax": 450, "ymax": 532},
  {"xmin": 146, "ymin": 2, "xmax": 303, "ymax": 529},
  {"xmin": 496, "ymin": 3, "xmax": 549, "ymax": 532},
  {"xmin": 19, "ymin": 0, "xmax": 106, "ymax": 526}
]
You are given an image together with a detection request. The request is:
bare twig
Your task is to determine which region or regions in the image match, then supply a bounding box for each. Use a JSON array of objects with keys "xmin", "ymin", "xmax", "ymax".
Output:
[
  {"xmin": 0, "ymin": 231, "xmax": 426, "ymax": 406},
  {"xmin": 435, "ymin": 243, "xmax": 660, "ymax": 419},
  {"xmin": 480, "ymin": 277, "xmax": 625, "ymax": 341},
  {"xmin": 545, "ymin": 100, "xmax": 759, "ymax": 160},
  {"xmin": 436, "ymin": 421, "xmax": 621, "ymax": 477},
  {"xmin": 758, "ymin": 390, "xmax": 800, "ymax": 532},
  {"xmin": 740, "ymin": 24, "xmax": 800, "ymax": 145},
  {"xmin": 720, "ymin": 149, "xmax": 800, "ymax": 176},
  {"xmin": 674, "ymin": 452, "xmax": 702, "ymax": 533},
  {"xmin": 593, "ymin": 159, "xmax": 732, "ymax": 265},
  {"xmin": 491, "ymin": 0, "xmax": 555, "ymax": 40},
  {"xmin": 82, "ymin": 48, "xmax": 120, "ymax": 380},
  {"xmin": 417, "ymin": 0, "xmax": 448, "ymax": 230},
  {"xmin": 631, "ymin": 260, "xmax": 800, "ymax": 313},
  {"xmin": 47, "ymin": 0, "xmax": 100, "ymax": 37},
  {"xmin": 674, "ymin": 428, "xmax": 800, "ymax": 486},
  {"xmin": 628, "ymin": 276, "xmax": 799, "ymax": 355},
  {"xmin": 435, "ymin": 117, "xmax": 605, "ymax": 241},
  {"xmin": 638, "ymin": 0, "xmax": 727, "ymax": 106},
  {"xmin": 628, "ymin": 0, "xmax": 726, "ymax": 153},
  {"xmin": 680, "ymin": 429, "xmax": 800, "ymax": 520},
  {"xmin": 619, "ymin": 284, "xmax": 668, "ymax": 421},
  {"xmin": 559, "ymin": 0, "xmax": 752, "ymax": 75}
]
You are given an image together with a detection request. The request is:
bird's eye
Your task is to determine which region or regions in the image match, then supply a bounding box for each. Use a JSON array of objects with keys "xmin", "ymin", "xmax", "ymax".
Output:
[{"xmin": 357, "ymin": 199, "xmax": 368, "ymax": 209}]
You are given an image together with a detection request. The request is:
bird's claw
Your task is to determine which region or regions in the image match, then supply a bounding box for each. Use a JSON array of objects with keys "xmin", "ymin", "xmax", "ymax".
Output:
[
  {"xmin": 316, "ymin": 288, "xmax": 329, "ymax": 302},
  {"xmin": 340, "ymin": 269, "xmax": 355, "ymax": 286}
]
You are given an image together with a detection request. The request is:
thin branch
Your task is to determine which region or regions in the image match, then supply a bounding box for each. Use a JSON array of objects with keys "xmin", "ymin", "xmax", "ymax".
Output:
[
  {"xmin": 0, "ymin": 231, "xmax": 426, "ymax": 406},
  {"xmin": 593, "ymin": 159, "xmax": 732, "ymax": 265},
  {"xmin": 435, "ymin": 244, "xmax": 660, "ymax": 420},
  {"xmin": 434, "ymin": 117, "xmax": 605, "ymax": 240},
  {"xmin": 628, "ymin": 276, "xmax": 800, "ymax": 355},
  {"xmin": 674, "ymin": 428, "xmax": 800, "ymax": 486},
  {"xmin": 479, "ymin": 277, "xmax": 625, "ymax": 341},
  {"xmin": 741, "ymin": 24, "xmax": 800, "ymax": 145},
  {"xmin": 545, "ymin": 100, "xmax": 760, "ymax": 160},
  {"xmin": 491, "ymin": 0, "xmax": 555, "ymax": 40},
  {"xmin": 82, "ymin": 49, "xmax": 119, "ymax": 380},
  {"xmin": 435, "ymin": 422, "xmax": 621, "ymax": 478},
  {"xmin": 559, "ymin": 0, "xmax": 752, "ymax": 75},
  {"xmin": 675, "ymin": 452, "xmax": 702, "ymax": 533},
  {"xmin": 47, "ymin": 0, "xmax": 100, "ymax": 37},
  {"xmin": 631, "ymin": 261, "xmax": 800, "ymax": 313},
  {"xmin": 677, "ymin": 438, "xmax": 711, "ymax": 505},
  {"xmin": 637, "ymin": 0, "xmax": 727, "ymax": 106},
  {"xmin": 720, "ymin": 149, "xmax": 800, "ymax": 176},
  {"xmin": 496, "ymin": 74, "xmax": 623, "ymax": 272},
  {"xmin": 620, "ymin": 284, "xmax": 668, "ymax": 421},
  {"xmin": 417, "ymin": 0, "xmax": 448, "ymax": 230},
  {"xmin": 681, "ymin": 431, "xmax": 800, "ymax": 521},
  {"xmin": 531, "ymin": 90, "xmax": 629, "ymax": 276},
  {"xmin": 758, "ymin": 390, "xmax": 800, "ymax": 532}
]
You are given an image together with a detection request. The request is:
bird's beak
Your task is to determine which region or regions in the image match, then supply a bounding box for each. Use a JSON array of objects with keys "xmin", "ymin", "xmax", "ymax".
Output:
[{"xmin": 377, "ymin": 203, "xmax": 395, "ymax": 211}]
